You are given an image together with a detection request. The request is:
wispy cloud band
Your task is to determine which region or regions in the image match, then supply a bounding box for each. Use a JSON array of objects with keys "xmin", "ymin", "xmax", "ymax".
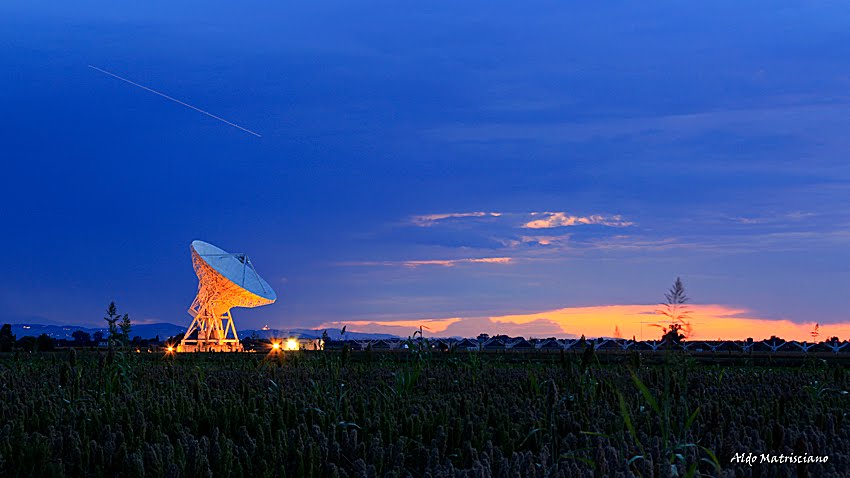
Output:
[
  {"xmin": 523, "ymin": 212, "xmax": 634, "ymax": 229},
  {"xmin": 409, "ymin": 210, "xmax": 634, "ymax": 230},
  {"xmin": 411, "ymin": 212, "xmax": 502, "ymax": 227},
  {"xmin": 340, "ymin": 257, "xmax": 514, "ymax": 268}
]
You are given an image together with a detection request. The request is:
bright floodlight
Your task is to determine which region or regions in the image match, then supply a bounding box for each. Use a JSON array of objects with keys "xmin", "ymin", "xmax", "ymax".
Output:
[{"xmin": 178, "ymin": 240, "xmax": 277, "ymax": 352}]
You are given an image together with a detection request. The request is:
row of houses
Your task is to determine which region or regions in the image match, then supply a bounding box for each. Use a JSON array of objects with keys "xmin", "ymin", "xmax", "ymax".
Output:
[{"xmin": 325, "ymin": 336, "xmax": 850, "ymax": 354}]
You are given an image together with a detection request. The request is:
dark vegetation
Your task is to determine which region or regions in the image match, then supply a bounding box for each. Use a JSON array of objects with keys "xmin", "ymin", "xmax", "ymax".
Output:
[{"xmin": 1, "ymin": 347, "xmax": 848, "ymax": 477}]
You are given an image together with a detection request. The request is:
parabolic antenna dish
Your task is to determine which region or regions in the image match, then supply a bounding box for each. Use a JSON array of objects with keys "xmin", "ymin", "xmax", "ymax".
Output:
[
  {"xmin": 191, "ymin": 240, "xmax": 277, "ymax": 303},
  {"xmin": 178, "ymin": 240, "xmax": 277, "ymax": 352}
]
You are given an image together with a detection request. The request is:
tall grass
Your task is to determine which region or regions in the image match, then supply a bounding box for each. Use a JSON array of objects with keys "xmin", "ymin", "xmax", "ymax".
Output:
[{"xmin": 0, "ymin": 349, "xmax": 846, "ymax": 477}]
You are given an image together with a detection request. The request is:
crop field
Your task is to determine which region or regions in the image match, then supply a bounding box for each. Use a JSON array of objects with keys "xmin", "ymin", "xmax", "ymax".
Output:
[{"xmin": 1, "ymin": 349, "xmax": 848, "ymax": 477}]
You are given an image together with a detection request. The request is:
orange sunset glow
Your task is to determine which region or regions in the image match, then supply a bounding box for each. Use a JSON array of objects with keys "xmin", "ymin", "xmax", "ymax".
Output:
[{"xmin": 323, "ymin": 304, "xmax": 850, "ymax": 341}]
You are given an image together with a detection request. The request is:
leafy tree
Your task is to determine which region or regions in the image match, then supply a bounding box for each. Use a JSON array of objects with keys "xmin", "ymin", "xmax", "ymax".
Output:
[
  {"xmin": 71, "ymin": 330, "xmax": 91, "ymax": 345},
  {"xmin": 104, "ymin": 302, "xmax": 121, "ymax": 348},
  {"xmin": 0, "ymin": 324, "xmax": 15, "ymax": 352},
  {"xmin": 104, "ymin": 301, "xmax": 132, "ymax": 348},
  {"xmin": 16, "ymin": 336, "xmax": 35, "ymax": 352},
  {"xmin": 36, "ymin": 334, "xmax": 55, "ymax": 352},
  {"xmin": 120, "ymin": 313, "xmax": 132, "ymax": 346},
  {"xmin": 656, "ymin": 277, "xmax": 693, "ymax": 339},
  {"xmin": 169, "ymin": 332, "xmax": 185, "ymax": 345},
  {"xmin": 661, "ymin": 323, "xmax": 686, "ymax": 344},
  {"xmin": 93, "ymin": 331, "xmax": 104, "ymax": 343}
]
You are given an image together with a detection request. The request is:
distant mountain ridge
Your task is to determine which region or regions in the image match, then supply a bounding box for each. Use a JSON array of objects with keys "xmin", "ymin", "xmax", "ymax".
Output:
[
  {"xmin": 6, "ymin": 323, "xmax": 399, "ymax": 341},
  {"xmin": 241, "ymin": 328, "xmax": 398, "ymax": 341},
  {"xmin": 8, "ymin": 323, "xmax": 185, "ymax": 341}
]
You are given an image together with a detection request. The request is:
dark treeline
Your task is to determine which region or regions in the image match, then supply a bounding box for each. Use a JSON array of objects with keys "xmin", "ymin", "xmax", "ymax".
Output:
[{"xmin": 0, "ymin": 324, "xmax": 162, "ymax": 353}]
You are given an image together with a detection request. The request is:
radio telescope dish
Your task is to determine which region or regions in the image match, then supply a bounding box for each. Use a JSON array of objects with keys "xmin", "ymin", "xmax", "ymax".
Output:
[{"xmin": 178, "ymin": 240, "xmax": 277, "ymax": 352}]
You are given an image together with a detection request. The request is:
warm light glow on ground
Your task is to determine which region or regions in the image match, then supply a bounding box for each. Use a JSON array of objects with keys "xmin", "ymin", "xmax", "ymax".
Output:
[{"xmin": 285, "ymin": 339, "xmax": 299, "ymax": 350}]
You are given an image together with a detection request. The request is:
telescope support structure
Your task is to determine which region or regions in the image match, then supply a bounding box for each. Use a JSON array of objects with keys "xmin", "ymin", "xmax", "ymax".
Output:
[
  {"xmin": 178, "ymin": 297, "xmax": 243, "ymax": 352},
  {"xmin": 177, "ymin": 246, "xmax": 275, "ymax": 352}
]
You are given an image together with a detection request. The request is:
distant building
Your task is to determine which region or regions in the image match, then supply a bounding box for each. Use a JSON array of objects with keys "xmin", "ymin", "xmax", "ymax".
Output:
[
  {"xmin": 482, "ymin": 338, "xmax": 506, "ymax": 350},
  {"xmin": 507, "ymin": 338, "xmax": 534, "ymax": 350},
  {"xmin": 536, "ymin": 339, "xmax": 562, "ymax": 350},
  {"xmin": 456, "ymin": 338, "xmax": 479, "ymax": 351}
]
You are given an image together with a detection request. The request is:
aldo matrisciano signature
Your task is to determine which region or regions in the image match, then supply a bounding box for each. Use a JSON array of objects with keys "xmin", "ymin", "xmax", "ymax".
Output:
[{"xmin": 731, "ymin": 452, "xmax": 828, "ymax": 466}]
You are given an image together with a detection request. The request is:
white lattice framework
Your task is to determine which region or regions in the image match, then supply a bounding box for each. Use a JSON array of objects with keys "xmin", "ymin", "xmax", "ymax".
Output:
[{"xmin": 178, "ymin": 247, "xmax": 274, "ymax": 352}]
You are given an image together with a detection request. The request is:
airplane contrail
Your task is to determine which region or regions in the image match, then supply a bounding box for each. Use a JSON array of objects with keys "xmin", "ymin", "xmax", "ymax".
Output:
[{"xmin": 88, "ymin": 65, "xmax": 261, "ymax": 138}]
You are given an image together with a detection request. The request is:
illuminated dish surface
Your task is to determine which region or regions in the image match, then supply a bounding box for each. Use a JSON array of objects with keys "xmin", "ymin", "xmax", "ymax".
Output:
[{"xmin": 191, "ymin": 240, "xmax": 277, "ymax": 303}]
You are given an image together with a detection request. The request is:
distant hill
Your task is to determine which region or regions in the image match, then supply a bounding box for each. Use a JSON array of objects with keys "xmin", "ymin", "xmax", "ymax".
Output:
[
  {"xmin": 240, "ymin": 328, "xmax": 398, "ymax": 341},
  {"xmin": 7, "ymin": 323, "xmax": 399, "ymax": 341},
  {"xmin": 8, "ymin": 323, "xmax": 185, "ymax": 341}
]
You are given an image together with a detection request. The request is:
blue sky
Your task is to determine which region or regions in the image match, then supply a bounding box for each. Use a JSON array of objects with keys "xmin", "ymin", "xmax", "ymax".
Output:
[{"xmin": 2, "ymin": 1, "xmax": 849, "ymax": 337}]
